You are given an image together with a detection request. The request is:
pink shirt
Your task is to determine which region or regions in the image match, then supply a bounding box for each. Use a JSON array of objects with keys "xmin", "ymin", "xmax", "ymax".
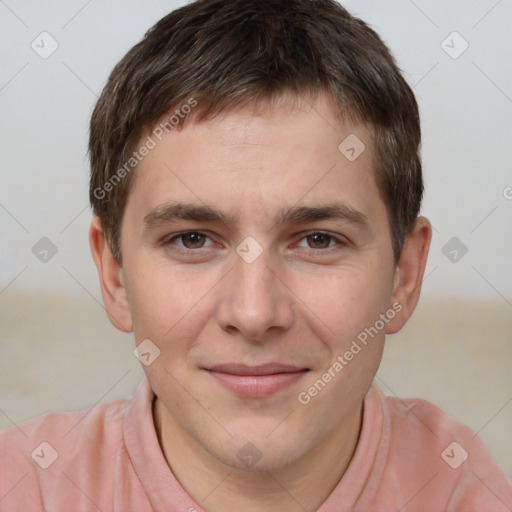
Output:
[{"xmin": 1, "ymin": 378, "xmax": 511, "ymax": 511}]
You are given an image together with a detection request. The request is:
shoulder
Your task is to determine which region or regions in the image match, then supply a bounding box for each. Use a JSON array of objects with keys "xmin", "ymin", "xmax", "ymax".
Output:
[
  {"xmin": 372, "ymin": 386, "xmax": 512, "ymax": 511},
  {"xmin": 383, "ymin": 391, "xmax": 472, "ymax": 441},
  {"xmin": 1, "ymin": 395, "xmax": 129, "ymax": 454},
  {"xmin": 0, "ymin": 396, "xmax": 130, "ymax": 510}
]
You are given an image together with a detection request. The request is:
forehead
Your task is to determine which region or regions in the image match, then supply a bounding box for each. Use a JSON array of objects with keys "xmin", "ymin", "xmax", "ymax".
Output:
[{"xmin": 125, "ymin": 92, "xmax": 383, "ymax": 229}]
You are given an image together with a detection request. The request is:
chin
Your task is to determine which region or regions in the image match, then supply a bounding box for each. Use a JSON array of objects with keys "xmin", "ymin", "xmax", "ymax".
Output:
[{"xmin": 204, "ymin": 427, "xmax": 308, "ymax": 473}]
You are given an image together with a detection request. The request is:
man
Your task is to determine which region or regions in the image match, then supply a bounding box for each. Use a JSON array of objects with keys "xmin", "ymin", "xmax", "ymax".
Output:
[{"xmin": 1, "ymin": 1, "xmax": 511, "ymax": 510}]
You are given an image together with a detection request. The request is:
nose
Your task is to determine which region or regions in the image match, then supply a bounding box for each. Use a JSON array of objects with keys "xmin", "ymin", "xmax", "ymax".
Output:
[{"xmin": 215, "ymin": 242, "xmax": 295, "ymax": 343}]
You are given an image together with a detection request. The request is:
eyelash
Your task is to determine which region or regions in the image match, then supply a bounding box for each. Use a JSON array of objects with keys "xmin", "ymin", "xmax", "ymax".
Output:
[{"xmin": 163, "ymin": 230, "xmax": 347, "ymax": 257}]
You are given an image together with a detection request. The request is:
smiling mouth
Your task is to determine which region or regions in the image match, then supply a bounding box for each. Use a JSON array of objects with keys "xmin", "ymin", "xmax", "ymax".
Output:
[{"xmin": 204, "ymin": 363, "xmax": 310, "ymax": 397}]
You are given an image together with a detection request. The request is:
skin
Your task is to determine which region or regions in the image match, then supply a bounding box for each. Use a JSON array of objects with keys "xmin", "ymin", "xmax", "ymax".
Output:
[{"xmin": 90, "ymin": 91, "xmax": 431, "ymax": 512}]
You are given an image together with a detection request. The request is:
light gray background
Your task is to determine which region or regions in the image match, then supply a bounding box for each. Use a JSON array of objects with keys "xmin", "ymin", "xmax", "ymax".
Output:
[{"xmin": 1, "ymin": 0, "xmax": 511, "ymax": 479}]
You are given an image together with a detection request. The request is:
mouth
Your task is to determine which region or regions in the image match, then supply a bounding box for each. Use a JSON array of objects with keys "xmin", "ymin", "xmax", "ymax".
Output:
[{"xmin": 203, "ymin": 363, "xmax": 310, "ymax": 398}]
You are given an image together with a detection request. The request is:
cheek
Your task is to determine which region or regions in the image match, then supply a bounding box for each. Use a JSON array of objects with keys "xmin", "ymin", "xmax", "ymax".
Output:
[
  {"xmin": 125, "ymin": 259, "xmax": 220, "ymax": 344},
  {"xmin": 294, "ymin": 263, "xmax": 394, "ymax": 345},
  {"xmin": 294, "ymin": 268, "xmax": 390, "ymax": 419}
]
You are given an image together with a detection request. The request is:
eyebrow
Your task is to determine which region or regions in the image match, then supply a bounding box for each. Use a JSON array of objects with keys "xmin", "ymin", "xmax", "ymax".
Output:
[{"xmin": 142, "ymin": 201, "xmax": 369, "ymax": 230}]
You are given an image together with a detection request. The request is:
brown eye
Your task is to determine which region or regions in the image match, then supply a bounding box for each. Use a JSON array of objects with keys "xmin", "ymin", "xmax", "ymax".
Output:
[
  {"xmin": 180, "ymin": 232, "xmax": 206, "ymax": 249},
  {"xmin": 306, "ymin": 233, "xmax": 332, "ymax": 249}
]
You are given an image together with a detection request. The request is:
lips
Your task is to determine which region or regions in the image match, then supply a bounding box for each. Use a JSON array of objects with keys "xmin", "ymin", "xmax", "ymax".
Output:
[
  {"xmin": 208, "ymin": 363, "xmax": 307, "ymax": 375},
  {"xmin": 204, "ymin": 363, "xmax": 309, "ymax": 397}
]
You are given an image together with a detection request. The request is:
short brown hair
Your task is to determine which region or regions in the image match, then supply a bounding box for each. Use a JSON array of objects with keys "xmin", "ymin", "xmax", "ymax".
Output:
[{"xmin": 89, "ymin": 0, "xmax": 422, "ymax": 263}]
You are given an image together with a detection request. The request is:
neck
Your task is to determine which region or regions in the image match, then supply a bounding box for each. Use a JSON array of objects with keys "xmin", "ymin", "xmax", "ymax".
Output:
[{"xmin": 153, "ymin": 399, "xmax": 363, "ymax": 512}]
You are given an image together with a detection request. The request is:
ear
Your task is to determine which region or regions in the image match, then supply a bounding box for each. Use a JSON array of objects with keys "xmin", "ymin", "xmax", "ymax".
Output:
[
  {"xmin": 386, "ymin": 217, "xmax": 432, "ymax": 334},
  {"xmin": 89, "ymin": 217, "xmax": 133, "ymax": 333}
]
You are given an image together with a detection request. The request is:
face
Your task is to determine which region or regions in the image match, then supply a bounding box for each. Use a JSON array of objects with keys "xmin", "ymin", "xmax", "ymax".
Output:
[{"xmin": 115, "ymin": 92, "xmax": 401, "ymax": 470}]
